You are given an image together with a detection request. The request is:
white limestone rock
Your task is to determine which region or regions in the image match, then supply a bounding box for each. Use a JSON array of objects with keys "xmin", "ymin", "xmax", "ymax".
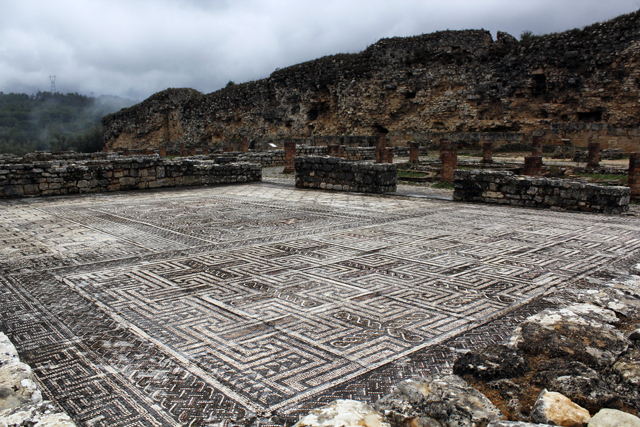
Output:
[
  {"xmin": 587, "ymin": 408, "xmax": 640, "ymax": 427},
  {"xmin": 0, "ymin": 361, "xmax": 40, "ymax": 410},
  {"xmin": 375, "ymin": 375, "xmax": 502, "ymax": 427},
  {"xmin": 0, "ymin": 402, "xmax": 76, "ymax": 427},
  {"xmin": 0, "ymin": 333, "xmax": 19, "ymax": 367},
  {"xmin": 294, "ymin": 400, "xmax": 390, "ymax": 427},
  {"xmin": 530, "ymin": 390, "xmax": 590, "ymax": 427},
  {"xmin": 508, "ymin": 306, "xmax": 629, "ymax": 368}
]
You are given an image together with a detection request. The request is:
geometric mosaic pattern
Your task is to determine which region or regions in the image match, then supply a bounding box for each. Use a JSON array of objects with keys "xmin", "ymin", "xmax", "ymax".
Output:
[{"xmin": 1, "ymin": 182, "xmax": 639, "ymax": 426}]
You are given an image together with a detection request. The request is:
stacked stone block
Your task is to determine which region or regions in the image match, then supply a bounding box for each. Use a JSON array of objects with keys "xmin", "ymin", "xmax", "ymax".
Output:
[
  {"xmin": 482, "ymin": 142, "xmax": 493, "ymax": 164},
  {"xmin": 588, "ymin": 142, "xmax": 601, "ymax": 168},
  {"xmin": 0, "ymin": 157, "xmax": 261, "ymax": 199},
  {"xmin": 630, "ymin": 152, "xmax": 640, "ymax": 200},
  {"xmin": 295, "ymin": 156, "xmax": 396, "ymax": 194},
  {"xmin": 440, "ymin": 141, "xmax": 458, "ymax": 182},
  {"xmin": 409, "ymin": 142, "xmax": 419, "ymax": 164},
  {"xmin": 283, "ymin": 141, "xmax": 296, "ymax": 173},
  {"xmin": 523, "ymin": 156, "xmax": 543, "ymax": 176},
  {"xmin": 454, "ymin": 170, "xmax": 630, "ymax": 213}
]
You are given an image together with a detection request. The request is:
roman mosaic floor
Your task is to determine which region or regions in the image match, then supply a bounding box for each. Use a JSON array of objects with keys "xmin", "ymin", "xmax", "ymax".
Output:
[{"xmin": 1, "ymin": 181, "xmax": 639, "ymax": 426}]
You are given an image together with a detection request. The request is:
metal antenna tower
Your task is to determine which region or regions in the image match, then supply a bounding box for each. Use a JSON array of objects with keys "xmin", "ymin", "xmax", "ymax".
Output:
[{"xmin": 49, "ymin": 76, "xmax": 56, "ymax": 94}]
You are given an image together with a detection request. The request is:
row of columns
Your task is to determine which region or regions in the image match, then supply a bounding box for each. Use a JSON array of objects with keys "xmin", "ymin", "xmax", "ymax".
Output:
[{"xmin": 282, "ymin": 138, "xmax": 640, "ymax": 199}]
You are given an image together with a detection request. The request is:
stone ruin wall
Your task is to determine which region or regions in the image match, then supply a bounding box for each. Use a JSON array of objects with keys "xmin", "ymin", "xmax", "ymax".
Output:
[
  {"xmin": 295, "ymin": 156, "xmax": 397, "ymax": 194},
  {"xmin": 454, "ymin": 169, "xmax": 631, "ymax": 213},
  {"xmin": 0, "ymin": 156, "xmax": 261, "ymax": 198},
  {"xmin": 103, "ymin": 12, "xmax": 640, "ymax": 153}
]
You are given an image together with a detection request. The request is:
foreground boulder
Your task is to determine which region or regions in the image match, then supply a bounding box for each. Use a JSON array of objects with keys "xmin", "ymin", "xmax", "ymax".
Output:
[
  {"xmin": 507, "ymin": 305, "xmax": 629, "ymax": 368},
  {"xmin": 375, "ymin": 375, "xmax": 503, "ymax": 427},
  {"xmin": 454, "ymin": 296, "xmax": 640, "ymax": 419},
  {"xmin": 530, "ymin": 390, "xmax": 590, "ymax": 427},
  {"xmin": 588, "ymin": 408, "xmax": 640, "ymax": 427},
  {"xmin": 0, "ymin": 332, "xmax": 76, "ymax": 426},
  {"xmin": 293, "ymin": 400, "xmax": 390, "ymax": 427}
]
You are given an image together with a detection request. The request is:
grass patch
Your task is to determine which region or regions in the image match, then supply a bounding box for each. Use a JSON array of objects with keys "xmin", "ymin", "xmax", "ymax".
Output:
[
  {"xmin": 576, "ymin": 173, "xmax": 628, "ymax": 184},
  {"xmin": 432, "ymin": 181, "xmax": 454, "ymax": 189},
  {"xmin": 397, "ymin": 170, "xmax": 427, "ymax": 178}
]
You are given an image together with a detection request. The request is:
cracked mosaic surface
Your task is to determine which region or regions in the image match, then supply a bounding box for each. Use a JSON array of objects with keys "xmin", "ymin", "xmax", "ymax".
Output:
[{"xmin": 1, "ymin": 182, "xmax": 639, "ymax": 426}]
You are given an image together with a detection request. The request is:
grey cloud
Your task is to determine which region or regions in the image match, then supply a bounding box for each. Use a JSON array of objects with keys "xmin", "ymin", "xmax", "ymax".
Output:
[{"xmin": 1, "ymin": 0, "xmax": 639, "ymax": 100}]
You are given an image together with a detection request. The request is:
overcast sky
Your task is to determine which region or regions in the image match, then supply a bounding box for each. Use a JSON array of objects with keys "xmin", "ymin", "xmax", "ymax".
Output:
[{"xmin": 1, "ymin": 0, "xmax": 639, "ymax": 101}]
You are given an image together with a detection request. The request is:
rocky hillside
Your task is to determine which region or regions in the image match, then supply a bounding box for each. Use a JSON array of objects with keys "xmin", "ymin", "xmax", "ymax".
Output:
[{"xmin": 102, "ymin": 11, "xmax": 640, "ymax": 150}]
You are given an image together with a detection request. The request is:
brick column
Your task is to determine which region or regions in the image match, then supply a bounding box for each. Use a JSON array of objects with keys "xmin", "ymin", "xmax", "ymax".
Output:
[
  {"xmin": 523, "ymin": 156, "xmax": 543, "ymax": 176},
  {"xmin": 587, "ymin": 142, "xmax": 601, "ymax": 168},
  {"xmin": 375, "ymin": 134, "xmax": 386, "ymax": 163},
  {"xmin": 382, "ymin": 148, "xmax": 394, "ymax": 164},
  {"xmin": 629, "ymin": 152, "xmax": 640, "ymax": 200},
  {"xmin": 482, "ymin": 142, "xmax": 493, "ymax": 164},
  {"xmin": 159, "ymin": 147, "xmax": 167, "ymax": 158},
  {"xmin": 440, "ymin": 140, "xmax": 457, "ymax": 182},
  {"xmin": 242, "ymin": 137, "xmax": 249, "ymax": 153},
  {"xmin": 202, "ymin": 147, "xmax": 210, "ymax": 155},
  {"xmin": 409, "ymin": 142, "xmax": 419, "ymax": 164},
  {"xmin": 180, "ymin": 144, "xmax": 186, "ymax": 156},
  {"xmin": 531, "ymin": 135, "xmax": 543, "ymax": 157},
  {"xmin": 283, "ymin": 140, "xmax": 296, "ymax": 173}
]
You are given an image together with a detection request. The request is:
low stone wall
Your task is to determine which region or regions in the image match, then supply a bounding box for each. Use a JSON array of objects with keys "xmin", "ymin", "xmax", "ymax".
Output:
[
  {"xmin": 453, "ymin": 170, "xmax": 630, "ymax": 213},
  {"xmin": 295, "ymin": 156, "xmax": 397, "ymax": 193},
  {"xmin": 574, "ymin": 148, "xmax": 625, "ymax": 162},
  {"xmin": 0, "ymin": 156, "xmax": 261, "ymax": 198}
]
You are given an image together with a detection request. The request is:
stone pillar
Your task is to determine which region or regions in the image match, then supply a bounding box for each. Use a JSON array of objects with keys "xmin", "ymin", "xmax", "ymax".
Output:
[
  {"xmin": 190, "ymin": 147, "xmax": 197, "ymax": 156},
  {"xmin": 382, "ymin": 148, "xmax": 394, "ymax": 164},
  {"xmin": 159, "ymin": 147, "xmax": 167, "ymax": 158},
  {"xmin": 523, "ymin": 156, "xmax": 543, "ymax": 176},
  {"xmin": 440, "ymin": 140, "xmax": 457, "ymax": 182},
  {"xmin": 482, "ymin": 142, "xmax": 493, "ymax": 164},
  {"xmin": 242, "ymin": 137, "xmax": 249, "ymax": 153},
  {"xmin": 587, "ymin": 142, "xmax": 601, "ymax": 168},
  {"xmin": 376, "ymin": 134, "xmax": 386, "ymax": 163},
  {"xmin": 180, "ymin": 144, "xmax": 186, "ymax": 156},
  {"xmin": 531, "ymin": 135, "xmax": 543, "ymax": 157},
  {"xmin": 283, "ymin": 140, "xmax": 296, "ymax": 173},
  {"xmin": 629, "ymin": 152, "xmax": 640, "ymax": 200},
  {"xmin": 123, "ymin": 148, "xmax": 130, "ymax": 156},
  {"xmin": 202, "ymin": 147, "xmax": 210, "ymax": 156},
  {"xmin": 409, "ymin": 142, "xmax": 419, "ymax": 164}
]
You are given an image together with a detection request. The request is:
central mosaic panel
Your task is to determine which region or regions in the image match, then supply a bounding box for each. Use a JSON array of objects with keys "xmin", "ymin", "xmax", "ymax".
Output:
[{"xmin": 2, "ymin": 184, "xmax": 639, "ymax": 426}]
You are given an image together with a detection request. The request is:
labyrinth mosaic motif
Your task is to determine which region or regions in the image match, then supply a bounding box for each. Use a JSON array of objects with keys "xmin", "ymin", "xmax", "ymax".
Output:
[{"xmin": 1, "ymin": 183, "xmax": 639, "ymax": 426}]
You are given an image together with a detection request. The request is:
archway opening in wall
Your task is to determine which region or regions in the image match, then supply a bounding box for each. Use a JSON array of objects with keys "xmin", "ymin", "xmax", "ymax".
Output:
[{"xmin": 577, "ymin": 110, "xmax": 603, "ymax": 122}]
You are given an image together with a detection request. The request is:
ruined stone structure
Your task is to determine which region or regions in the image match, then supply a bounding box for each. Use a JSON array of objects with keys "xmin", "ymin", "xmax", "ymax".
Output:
[
  {"xmin": 454, "ymin": 170, "xmax": 631, "ymax": 213},
  {"xmin": 295, "ymin": 156, "xmax": 397, "ymax": 193},
  {"xmin": 630, "ymin": 152, "xmax": 640, "ymax": 199},
  {"xmin": 588, "ymin": 141, "xmax": 601, "ymax": 167},
  {"xmin": 103, "ymin": 12, "xmax": 640, "ymax": 153},
  {"xmin": 523, "ymin": 156, "xmax": 543, "ymax": 176},
  {"xmin": 0, "ymin": 156, "xmax": 261, "ymax": 198},
  {"xmin": 482, "ymin": 142, "xmax": 493, "ymax": 163},
  {"xmin": 439, "ymin": 141, "xmax": 458, "ymax": 182}
]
